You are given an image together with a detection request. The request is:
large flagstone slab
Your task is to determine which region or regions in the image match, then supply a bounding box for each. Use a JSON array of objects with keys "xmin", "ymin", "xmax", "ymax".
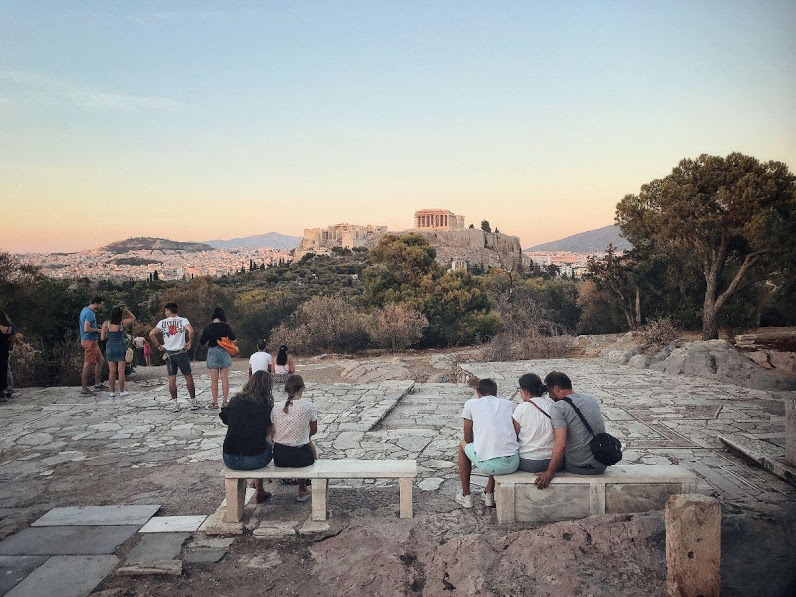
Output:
[
  {"xmin": 139, "ymin": 515, "xmax": 207, "ymax": 533},
  {"xmin": 125, "ymin": 533, "xmax": 189, "ymax": 564},
  {"xmin": 0, "ymin": 556, "xmax": 48, "ymax": 595},
  {"xmin": 5, "ymin": 555, "xmax": 118, "ymax": 597},
  {"xmin": 0, "ymin": 526, "xmax": 139, "ymax": 556},
  {"xmin": 31, "ymin": 505, "xmax": 160, "ymax": 527}
]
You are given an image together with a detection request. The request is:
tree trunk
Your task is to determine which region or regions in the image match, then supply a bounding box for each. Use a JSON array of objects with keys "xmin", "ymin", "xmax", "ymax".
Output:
[
  {"xmin": 634, "ymin": 286, "xmax": 641, "ymax": 328},
  {"xmin": 702, "ymin": 269, "xmax": 720, "ymax": 340}
]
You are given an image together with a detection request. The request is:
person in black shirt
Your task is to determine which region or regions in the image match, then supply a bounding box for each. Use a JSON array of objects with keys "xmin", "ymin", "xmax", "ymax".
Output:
[
  {"xmin": 220, "ymin": 370, "xmax": 274, "ymax": 503},
  {"xmin": 199, "ymin": 307, "xmax": 236, "ymax": 409}
]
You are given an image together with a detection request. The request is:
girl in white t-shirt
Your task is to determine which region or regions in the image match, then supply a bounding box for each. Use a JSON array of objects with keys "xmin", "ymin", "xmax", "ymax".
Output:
[
  {"xmin": 512, "ymin": 373, "xmax": 562, "ymax": 473},
  {"xmin": 271, "ymin": 374, "xmax": 317, "ymax": 502}
]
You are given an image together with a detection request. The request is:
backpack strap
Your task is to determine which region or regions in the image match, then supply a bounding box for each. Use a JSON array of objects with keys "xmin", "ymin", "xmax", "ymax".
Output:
[
  {"xmin": 528, "ymin": 398, "xmax": 551, "ymax": 419},
  {"xmin": 561, "ymin": 396, "xmax": 595, "ymax": 437}
]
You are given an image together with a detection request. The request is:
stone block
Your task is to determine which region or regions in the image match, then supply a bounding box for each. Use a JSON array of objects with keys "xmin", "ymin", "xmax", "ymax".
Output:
[
  {"xmin": 665, "ymin": 494, "xmax": 720, "ymax": 597},
  {"xmin": 605, "ymin": 483, "xmax": 683, "ymax": 513},
  {"xmin": 253, "ymin": 521, "xmax": 298, "ymax": 538},
  {"xmin": 5, "ymin": 555, "xmax": 118, "ymax": 597},
  {"xmin": 116, "ymin": 560, "xmax": 183, "ymax": 576},
  {"xmin": 31, "ymin": 505, "xmax": 160, "ymax": 527},
  {"xmin": 0, "ymin": 526, "xmax": 139, "ymax": 556},
  {"xmin": 182, "ymin": 550, "xmax": 227, "ymax": 564},
  {"xmin": 514, "ymin": 484, "xmax": 592, "ymax": 522}
]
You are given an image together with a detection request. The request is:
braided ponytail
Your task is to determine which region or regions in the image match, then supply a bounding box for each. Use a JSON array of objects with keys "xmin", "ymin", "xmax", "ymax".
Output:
[{"xmin": 283, "ymin": 374, "xmax": 305, "ymax": 414}]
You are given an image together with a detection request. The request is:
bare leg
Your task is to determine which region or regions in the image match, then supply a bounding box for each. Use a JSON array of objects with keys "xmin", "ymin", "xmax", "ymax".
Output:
[
  {"xmin": 220, "ymin": 367, "xmax": 230, "ymax": 405},
  {"xmin": 185, "ymin": 374, "xmax": 196, "ymax": 400},
  {"xmin": 81, "ymin": 359, "xmax": 92, "ymax": 391},
  {"xmin": 458, "ymin": 440, "xmax": 472, "ymax": 496},
  {"xmin": 168, "ymin": 375, "xmax": 178, "ymax": 399},
  {"xmin": 485, "ymin": 476, "xmax": 495, "ymax": 494},
  {"xmin": 118, "ymin": 362, "xmax": 126, "ymax": 392},
  {"xmin": 94, "ymin": 354, "xmax": 105, "ymax": 386},
  {"xmin": 108, "ymin": 362, "xmax": 117, "ymax": 393},
  {"xmin": 309, "ymin": 441, "xmax": 318, "ymax": 460},
  {"xmin": 298, "ymin": 480, "xmax": 309, "ymax": 499},
  {"xmin": 254, "ymin": 479, "xmax": 271, "ymax": 503},
  {"xmin": 145, "ymin": 354, "xmax": 151, "ymax": 366},
  {"xmin": 210, "ymin": 368, "xmax": 219, "ymax": 405}
]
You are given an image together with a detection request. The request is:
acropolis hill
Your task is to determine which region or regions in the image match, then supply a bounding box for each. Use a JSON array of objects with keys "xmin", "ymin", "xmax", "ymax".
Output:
[{"xmin": 295, "ymin": 209, "xmax": 523, "ymax": 269}]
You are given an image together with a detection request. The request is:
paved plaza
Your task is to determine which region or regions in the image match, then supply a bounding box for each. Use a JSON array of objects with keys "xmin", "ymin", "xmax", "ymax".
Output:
[{"xmin": 0, "ymin": 357, "xmax": 793, "ymax": 595}]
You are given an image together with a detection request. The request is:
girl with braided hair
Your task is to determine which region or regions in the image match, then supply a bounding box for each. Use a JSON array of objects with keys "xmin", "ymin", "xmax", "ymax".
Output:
[{"xmin": 271, "ymin": 374, "xmax": 317, "ymax": 502}]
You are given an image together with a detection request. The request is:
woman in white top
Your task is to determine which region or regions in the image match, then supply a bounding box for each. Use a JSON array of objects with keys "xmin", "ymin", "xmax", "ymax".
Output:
[
  {"xmin": 512, "ymin": 373, "xmax": 562, "ymax": 473},
  {"xmin": 273, "ymin": 345, "xmax": 295, "ymax": 375},
  {"xmin": 271, "ymin": 374, "xmax": 317, "ymax": 502}
]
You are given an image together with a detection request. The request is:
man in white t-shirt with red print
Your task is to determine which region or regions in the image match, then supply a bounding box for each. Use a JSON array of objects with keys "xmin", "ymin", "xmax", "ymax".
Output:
[
  {"xmin": 456, "ymin": 378, "xmax": 520, "ymax": 509},
  {"xmin": 149, "ymin": 302, "xmax": 198, "ymax": 412}
]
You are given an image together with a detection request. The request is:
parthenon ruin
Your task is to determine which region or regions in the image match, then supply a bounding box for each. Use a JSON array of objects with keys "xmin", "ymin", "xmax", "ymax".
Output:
[{"xmin": 413, "ymin": 209, "xmax": 465, "ymax": 231}]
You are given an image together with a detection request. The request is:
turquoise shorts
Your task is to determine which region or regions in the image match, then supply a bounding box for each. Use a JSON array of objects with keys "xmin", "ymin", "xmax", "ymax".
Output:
[{"xmin": 464, "ymin": 443, "xmax": 519, "ymax": 476}]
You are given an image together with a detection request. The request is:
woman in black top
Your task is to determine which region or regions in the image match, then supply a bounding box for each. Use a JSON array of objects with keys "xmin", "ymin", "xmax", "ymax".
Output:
[
  {"xmin": 220, "ymin": 370, "xmax": 273, "ymax": 503},
  {"xmin": 199, "ymin": 307, "xmax": 236, "ymax": 409}
]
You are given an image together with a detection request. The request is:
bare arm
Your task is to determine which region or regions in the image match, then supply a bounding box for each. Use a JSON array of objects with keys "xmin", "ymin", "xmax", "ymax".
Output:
[
  {"xmin": 309, "ymin": 420, "xmax": 318, "ymax": 437},
  {"xmin": 84, "ymin": 318, "xmax": 101, "ymax": 335},
  {"xmin": 535, "ymin": 428, "xmax": 567, "ymax": 489},
  {"xmin": 513, "ymin": 419, "xmax": 521, "ymax": 438},
  {"xmin": 184, "ymin": 323, "xmax": 193, "ymax": 350},
  {"xmin": 149, "ymin": 326, "xmax": 164, "ymax": 351},
  {"xmin": 100, "ymin": 321, "xmax": 108, "ymax": 341},
  {"xmin": 463, "ymin": 418, "xmax": 474, "ymax": 444}
]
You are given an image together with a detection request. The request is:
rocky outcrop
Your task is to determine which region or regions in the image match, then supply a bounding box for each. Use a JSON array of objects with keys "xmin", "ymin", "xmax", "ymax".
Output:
[
  {"xmin": 597, "ymin": 336, "xmax": 796, "ymax": 391},
  {"xmin": 649, "ymin": 340, "xmax": 795, "ymax": 391},
  {"xmin": 366, "ymin": 228, "xmax": 523, "ymax": 269}
]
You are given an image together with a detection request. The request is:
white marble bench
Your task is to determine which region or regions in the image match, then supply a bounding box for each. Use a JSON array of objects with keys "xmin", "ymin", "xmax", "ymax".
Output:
[
  {"xmin": 221, "ymin": 459, "xmax": 417, "ymax": 522},
  {"xmin": 494, "ymin": 464, "xmax": 698, "ymax": 523}
]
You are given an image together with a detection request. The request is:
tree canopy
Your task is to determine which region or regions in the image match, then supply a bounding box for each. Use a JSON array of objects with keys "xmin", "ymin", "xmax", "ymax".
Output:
[{"xmin": 616, "ymin": 153, "xmax": 795, "ymax": 339}]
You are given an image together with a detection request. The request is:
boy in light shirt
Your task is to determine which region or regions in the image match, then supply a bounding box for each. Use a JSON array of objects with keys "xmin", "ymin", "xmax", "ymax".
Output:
[{"xmin": 455, "ymin": 378, "xmax": 520, "ymax": 509}]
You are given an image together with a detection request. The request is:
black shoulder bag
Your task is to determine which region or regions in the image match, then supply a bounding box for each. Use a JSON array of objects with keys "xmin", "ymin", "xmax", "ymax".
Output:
[{"xmin": 561, "ymin": 397, "xmax": 622, "ymax": 466}]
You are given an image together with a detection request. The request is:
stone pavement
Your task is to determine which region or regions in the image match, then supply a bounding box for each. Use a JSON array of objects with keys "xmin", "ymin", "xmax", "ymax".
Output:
[{"xmin": 0, "ymin": 358, "xmax": 793, "ymax": 594}]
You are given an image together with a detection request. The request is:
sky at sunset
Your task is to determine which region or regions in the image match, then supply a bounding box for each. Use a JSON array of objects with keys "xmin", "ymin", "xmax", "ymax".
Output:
[{"xmin": 1, "ymin": 1, "xmax": 794, "ymax": 253}]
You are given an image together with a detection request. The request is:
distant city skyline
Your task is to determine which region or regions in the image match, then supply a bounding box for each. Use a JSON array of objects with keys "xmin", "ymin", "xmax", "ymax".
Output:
[{"xmin": 2, "ymin": 1, "xmax": 794, "ymax": 253}]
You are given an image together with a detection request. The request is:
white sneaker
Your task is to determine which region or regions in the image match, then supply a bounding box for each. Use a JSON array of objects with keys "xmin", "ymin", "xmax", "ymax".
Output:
[
  {"xmin": 483, "ymin": 492, "xmax": 495, "ymax": 507},
  {"xmin": 107, "ymin": 392, "xmax": 116, "ymax": 397},
  {"xmin": 119, "ymin": 391, "xmax": 129, "ymax": 397},
  {"xmin": 455, "ymin": 492, "xmax": 473, "ymax": 509}
]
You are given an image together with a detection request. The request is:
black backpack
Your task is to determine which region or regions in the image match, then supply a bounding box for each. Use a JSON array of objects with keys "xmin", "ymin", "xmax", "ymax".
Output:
[{"xmin": 561, "ymin": 397, "xmax": 622, "ymax": 466}]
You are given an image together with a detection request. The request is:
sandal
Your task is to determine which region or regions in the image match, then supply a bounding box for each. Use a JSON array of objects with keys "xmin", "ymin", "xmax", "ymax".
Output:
[
  {"xmin": 297, "ymin": 491, "xmax": 311, "ymax": 502},
  {"xmin": 206, "ymin": 401, "xmax": 219, "ymax": 409}
]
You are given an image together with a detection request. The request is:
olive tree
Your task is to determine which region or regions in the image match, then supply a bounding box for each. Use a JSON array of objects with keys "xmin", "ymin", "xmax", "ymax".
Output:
[{"xmin": 616, "ymin": 153, "xmax": 795, "ymax": 339}]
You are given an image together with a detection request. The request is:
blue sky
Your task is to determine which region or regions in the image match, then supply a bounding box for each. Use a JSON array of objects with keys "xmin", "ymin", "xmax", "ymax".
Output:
[{"xmin": 1, "ymin": 1, "xmax": 794, "ymax": 252}]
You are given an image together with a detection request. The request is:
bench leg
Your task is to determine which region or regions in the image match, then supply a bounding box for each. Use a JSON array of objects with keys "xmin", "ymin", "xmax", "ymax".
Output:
[
  {"xmin": 495, "ymin": 482, "xmax": 515, "ymax": 524},
  {"xmin": 224, "ymin": 478, "xmax": 246, "ymax": 522},
  {"xmin": 589, "ymin": 483, "xmax": 606, "ymax": 516},
  {"xmin": 399, "ymin": 478, "xmax": 413, "ymax": 519},
  {"xmin": 311, "ymin": 479, "xmax": 328, "ymax": 521}
]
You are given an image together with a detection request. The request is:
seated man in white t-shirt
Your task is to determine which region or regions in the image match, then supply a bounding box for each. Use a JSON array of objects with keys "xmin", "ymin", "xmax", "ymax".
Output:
[
  {"xmin": 248, "ymin": 340, "xmax": 273, "ymax": 376},
  {"xmin": 456, "ymin": 378, "xmax": 520, "ymax": 509}
]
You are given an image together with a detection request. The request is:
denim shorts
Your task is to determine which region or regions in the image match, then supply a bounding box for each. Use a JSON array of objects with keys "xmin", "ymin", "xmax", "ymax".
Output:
[
  {"xmin": 223, "ymin": 446, "xmax": 273, "ymax": 471},
  {"xmin": 165, "ymin": 351, "xmax": 191, "ymax": 376},
  {"xmin": 207, "ymin": 345, "xmax": 232, "ymax": 369},
  {"xmin": 464, "ymin": 443, "xmax": 519, "ymax": 476}
]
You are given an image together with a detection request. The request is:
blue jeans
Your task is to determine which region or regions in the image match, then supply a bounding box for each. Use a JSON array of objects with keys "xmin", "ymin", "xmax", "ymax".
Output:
[
  {"xmin": 223, "ymin": 447, "xmax": 273, "ymax": 471},
  {"xmin": 565, "ymin": 461, "xmax": 606, "ymax": 475}
]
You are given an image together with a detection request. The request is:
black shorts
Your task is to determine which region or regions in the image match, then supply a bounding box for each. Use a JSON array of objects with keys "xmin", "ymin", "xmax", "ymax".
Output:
[
  {"xmin": 273, "ymin": 443, "xmax": 314, "ymax": 468},
  {"xmin": 165, "ymin": 351, "xmax": 192, "ymax": 376}
]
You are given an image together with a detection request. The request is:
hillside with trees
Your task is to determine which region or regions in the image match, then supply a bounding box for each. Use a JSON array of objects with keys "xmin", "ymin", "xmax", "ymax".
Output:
[{"xmin": 2, "ymin": 153, "xmax": 794, "ymax": 388}]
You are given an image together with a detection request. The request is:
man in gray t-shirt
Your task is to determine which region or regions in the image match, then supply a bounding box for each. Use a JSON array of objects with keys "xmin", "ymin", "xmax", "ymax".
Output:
[{"xmin": 535, "ymin": 371, "xmax": 608, "ymax": 489}]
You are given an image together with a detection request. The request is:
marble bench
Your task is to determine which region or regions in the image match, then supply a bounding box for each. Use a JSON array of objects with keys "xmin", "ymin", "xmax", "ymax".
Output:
[
  {"xmin": 494, "ymin": 464, "xmax": 698, "ymax": 523},
  {"xmin": 221, "ymin": 459, "xmax": 417, "ymax": 522}
]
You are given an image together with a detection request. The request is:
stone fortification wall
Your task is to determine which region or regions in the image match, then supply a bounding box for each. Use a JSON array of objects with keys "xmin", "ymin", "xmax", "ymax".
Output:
[{"xmin": 367, "ymin": 228, "xmax": 523, "ymax": 269}]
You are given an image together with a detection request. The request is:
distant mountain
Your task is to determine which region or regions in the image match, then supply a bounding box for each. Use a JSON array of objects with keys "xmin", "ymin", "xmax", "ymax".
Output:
[
  {"xmin": 204, "ymin": 232, "xmax": 301, "ymax": 250},
  {"xmin": 525, "ymin": 225, "xmax": 632, "ymax": 253},
  {"xmin": 102, "ymin": 237, "xmax": 214, "ymax": 253}
]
